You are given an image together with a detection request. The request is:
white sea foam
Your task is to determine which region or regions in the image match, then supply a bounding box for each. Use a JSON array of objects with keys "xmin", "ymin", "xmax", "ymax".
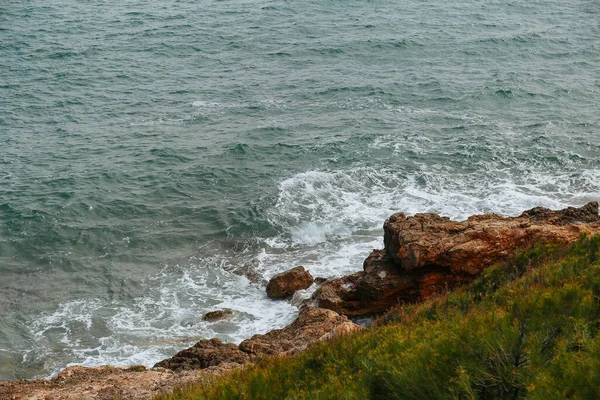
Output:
[
  {"xmin": 25, "ymin": 160, "xmax": 599, "ymax": 378},
  {"xmin": 191, "ymin": 100, "xmax": 222, "ymax": 108}
]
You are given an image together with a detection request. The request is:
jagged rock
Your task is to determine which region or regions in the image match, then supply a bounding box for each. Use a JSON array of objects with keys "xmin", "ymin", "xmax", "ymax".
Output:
[
  {"xmin": 202, "ymin": 309, "xmax": 234, "ymax": 321},
  {"xmin": 153, "ymin": 338, "xmax": 250, "ymax": 372},
  {"xmin": 239, "ymin": 307, "xmax": 362, "ymax": 355},
  {"xmin": 313, "ymin": 202, "xmax": 600, "ymax": 315},
  {"xmin": 266, "ymin": 266, "xmax": 314, "ymax": 298},
  {"xmin": 384, "ymin": 202, "xmax": 600, "ymax": 275},
  {"xmin": 312, "ymin": 250, "xmax": 465, "ymax": 315}
]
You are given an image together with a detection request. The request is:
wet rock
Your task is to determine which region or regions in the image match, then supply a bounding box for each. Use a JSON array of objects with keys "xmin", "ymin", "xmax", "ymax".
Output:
[
  {"xmin": 153, "ymin": 338, "xmax": 250, "ymax": 372},
  {"xmin": 313, "ymin": 203, "xmax": 600, "ymax": 315},
  {"xmin": 202, "ymin": 309, "xmax": 234, "ymax": 321},
  {"xmin": 266, "ymin": 266, "xmax": 314, "ymax": 298},
  {"xmin": 238, "ymin": 307, "xmax": 362, "ymax": 355}
]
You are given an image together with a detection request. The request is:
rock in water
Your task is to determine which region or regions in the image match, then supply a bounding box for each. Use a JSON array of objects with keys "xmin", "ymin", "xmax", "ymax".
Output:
[
  {"xmin": 313, "ymin": 202, "xmax": 600, "ymax": 315},
  {"xmin": 266, "ymin": 266, "xmax": 314, "ymax": 298}
]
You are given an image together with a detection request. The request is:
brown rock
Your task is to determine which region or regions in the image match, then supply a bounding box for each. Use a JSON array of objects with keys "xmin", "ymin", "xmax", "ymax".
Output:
[
  {"xmin": 153, "ymin": 338, "xmax": 250, "ymax": 372},
  {"xmin": 239, "ymin": 307, "xmax": 362, "ymax": 355},
  {"xmin": 312, "ymin": 250, "xmax": 465, "ymax": 315},
  {"xmin": 202, "ymin": 309, "xmax": 234, "ymax": 321},
  {"xmin": 266, "ymin": 266, "xmax": 314, "ymax": 298},
  {"xmin": 0, "ymin": 365, "xmax": 229, "ymax": 400},
  {"xmin": 313, "ymin": 202, "xmax": 600, "ymax": 315},
  {"xmin": 384, "ymin": 201, "xmax": 600, "ymax": 275}
]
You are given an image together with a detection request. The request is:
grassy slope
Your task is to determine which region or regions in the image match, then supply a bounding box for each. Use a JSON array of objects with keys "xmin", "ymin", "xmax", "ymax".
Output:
[{"xmin": 157, "ymin": 235, "xmax": 600, "ymax": 400}]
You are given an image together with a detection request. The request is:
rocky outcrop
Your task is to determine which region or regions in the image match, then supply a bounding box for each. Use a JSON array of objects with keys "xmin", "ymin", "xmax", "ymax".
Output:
[
  {"xmin": 153, "ymin": 338, "xmax": 250, "ymax": 372},
  {"xmin": 154, "ymin": 307, "xmax": 360, "ymax": 372},
  {"xmin": 312, "ymin": 250, "xmax": 465, "ymax": 315},
  {"xmin": 239, "ymin": 307, "xmax": 362, "ymax": 355},
  {"xmin": 266, "ymin": 266, "xmax": 314, "ymax": 298},
  {"xmin": 3, "ymin": 307, "xmax": 361, "ymax": 399},
  {"xmin": 313, "ymin": 202, "xmax": 600, "ymax": 315},
  {"xmin": 0, "ymin": 365, "xmax": 233, "ymax": 400},
  {"xmin": 7, "ymin": 203, "xmax": 599, "ymax": 399},
  {"xmin": 383, "ymin": 202, "xmax": 600, "ymax": 275}
]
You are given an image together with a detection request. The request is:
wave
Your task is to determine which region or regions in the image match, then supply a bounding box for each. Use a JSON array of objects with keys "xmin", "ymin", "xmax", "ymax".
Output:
[{"xmin": 14, "ymin": 156, "xmax": 600, "ymax": 379}]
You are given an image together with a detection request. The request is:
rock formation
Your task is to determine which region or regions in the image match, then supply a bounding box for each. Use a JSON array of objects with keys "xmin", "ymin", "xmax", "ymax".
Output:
[
  {"xmin": 153, "ymin": 338, "xmax": 251, "ymax": 372},
  {"xmin": 383, "ymin": 201, "xmax": 600, "ymax": 275},
  {"xmin": 202, "ymin": 309, "xmax": 234, "ymax": 321},
  {"xmin": 154, "ymin": 307, "xmax": 361, "ymax": 372},
  {"xmin": 312, "ymin": 202, "xmax": 600, "ymax": 315},
  {"xmin": 6, "ymin": 203, "xmax": 599, "ymax": 399},
  {"xmin": 266, "ymin": 266, "xmax": 314, "ymax": 298}
]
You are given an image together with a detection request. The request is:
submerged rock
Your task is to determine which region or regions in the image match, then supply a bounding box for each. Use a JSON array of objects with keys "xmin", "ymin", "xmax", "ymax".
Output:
[
  {"xmin": 202, "ymin": 309, "xmax": 234, "ymax": 321},
  {"xmin": 266, "ymin": 266, "xmax": 314, "ymax": 298},
  {"xmin": 313, "ymin": 202, "xmax": 600, "ymax": 315},
  {"xmin": 231, "ymin": 261, "xmax": 265, "ymax": 284},
  {"xmin": 239, "ymin": 307, "xmax": 362, "ymax": 355}
]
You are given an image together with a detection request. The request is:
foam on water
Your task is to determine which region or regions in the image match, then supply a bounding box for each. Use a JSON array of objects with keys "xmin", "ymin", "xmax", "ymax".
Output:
[
  {"xmin": 27, "ymin": 257, "xmax": 298, "ymax": 377},
  {"xmin": 2, "ymin": 0, "xmax": 599, "ymax": 381},
  {"xmin": 19, "ymin": 159, "xmax": 600, "ymax": 377}
]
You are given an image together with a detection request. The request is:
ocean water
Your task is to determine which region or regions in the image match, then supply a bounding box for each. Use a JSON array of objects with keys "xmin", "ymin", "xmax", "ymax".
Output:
[{"xmin": 1, "ymin": 0, "xmax": 599, "ymax": 380}]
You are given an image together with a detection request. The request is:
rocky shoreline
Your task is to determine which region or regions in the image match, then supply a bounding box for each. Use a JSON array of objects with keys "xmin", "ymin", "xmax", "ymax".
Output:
[{"xmin": 2, "ymin": 202, "xmax": 599, "ymax": 400}]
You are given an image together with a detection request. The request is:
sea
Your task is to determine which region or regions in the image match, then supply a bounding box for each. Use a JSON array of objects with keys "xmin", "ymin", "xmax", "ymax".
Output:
[{"xmin": 1, "ymin": 0, "xmax": 599, "ymax": 381}]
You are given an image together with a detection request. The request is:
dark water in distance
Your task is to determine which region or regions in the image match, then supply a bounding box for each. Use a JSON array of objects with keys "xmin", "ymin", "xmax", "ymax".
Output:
[{"xmin": 1, "ymin": 0, "xmax": 599, "ymax": 380}]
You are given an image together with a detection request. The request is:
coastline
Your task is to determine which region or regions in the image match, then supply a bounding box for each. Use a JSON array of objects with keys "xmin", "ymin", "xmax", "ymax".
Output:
[{"xmin": 2, "ymin": 202, "xmax": 600, "ymax": 399}]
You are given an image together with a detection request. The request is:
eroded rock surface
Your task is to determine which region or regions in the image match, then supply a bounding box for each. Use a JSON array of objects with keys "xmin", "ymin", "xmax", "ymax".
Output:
[
  {"xmin": 313, "ymin": 202, "xmax": 600, "ymax": 315},
  {"xmin": 312, "ymin": 250, "xmax": 465, "ymax": 315},
  {"xmin": 266, "ymin": 266, "xmax": 314, "ymax": 298},
  {"xmin": 239, "ymin": 307, "xmax": 362, "ymax": 355},
  {"xmin": 384, "ymin": 202, "xmax": 600, "ymax": 275},
  {"xmin": 0, "ymin": 365, "xmax": 235, "ymax": 400}
]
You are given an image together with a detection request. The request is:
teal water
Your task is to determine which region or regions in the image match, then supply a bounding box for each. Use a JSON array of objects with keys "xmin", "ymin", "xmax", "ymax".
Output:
[{"xmin": 1, "ymin": 0, "xmax": 599, "ymax": 380}]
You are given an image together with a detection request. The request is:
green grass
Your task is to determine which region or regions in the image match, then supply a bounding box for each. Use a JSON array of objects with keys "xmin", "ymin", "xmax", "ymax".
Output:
[{"xmin": 157, "ymin": 234, "xmax": 600, "ymax": 400}]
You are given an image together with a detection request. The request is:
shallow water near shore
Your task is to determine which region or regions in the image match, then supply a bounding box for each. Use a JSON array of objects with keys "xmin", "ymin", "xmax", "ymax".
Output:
[{"xmin": 1, "ymin": 0, "xmax": 599, "ymax": 380}]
